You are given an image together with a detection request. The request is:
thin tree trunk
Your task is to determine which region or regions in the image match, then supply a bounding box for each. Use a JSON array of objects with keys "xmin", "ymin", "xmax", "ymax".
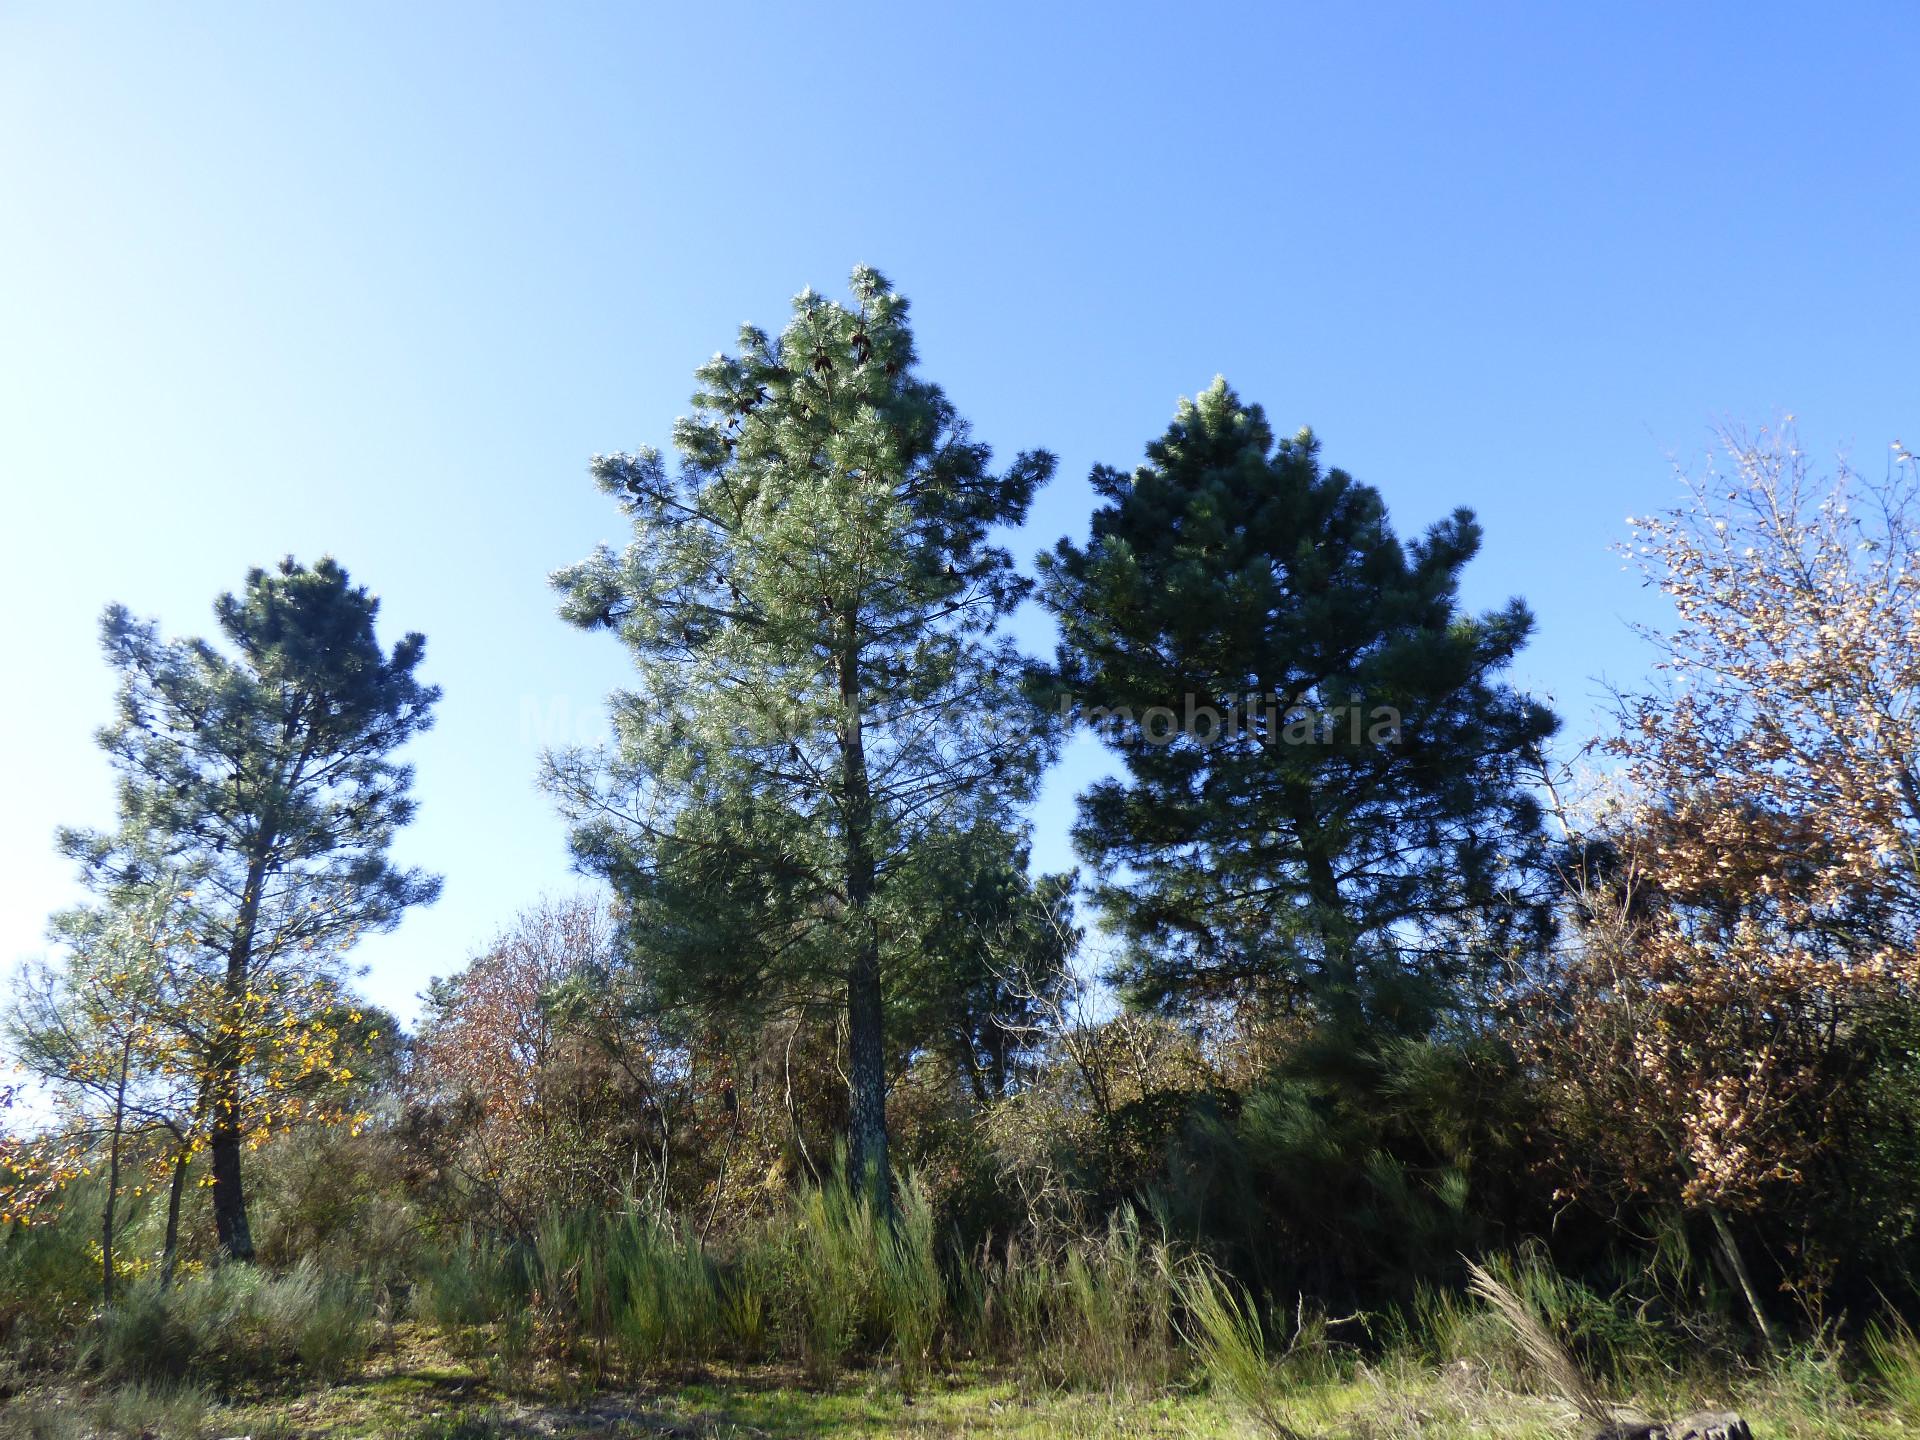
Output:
[
  {"xmin": 160, "ymin": 1142, "xmax": 190, "ymax": 1287},
  {"xmin": 1708, "ymin": 1206, "xmax": 1776, "ymax": 1351},
  {"xmin": 700, "ymin": 1115, "xmax": 738, "ymax": 1248},
  {"xmin": 785, "ymin": 1022, "xmax": 820, "ymax": 1185},
  {"xmin": 958, "ymin": 1032, "xmax": 991, "ymax": 1106},
  {"xmin": 102, "ymin": 1034, "xmax": 132, "ymax": 1304}
]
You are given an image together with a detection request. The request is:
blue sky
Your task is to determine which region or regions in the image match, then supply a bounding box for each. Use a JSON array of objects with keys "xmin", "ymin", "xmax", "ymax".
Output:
[{"xmin": 3, "ymin": 3, "xmax": 1916, "ymax": 1024}]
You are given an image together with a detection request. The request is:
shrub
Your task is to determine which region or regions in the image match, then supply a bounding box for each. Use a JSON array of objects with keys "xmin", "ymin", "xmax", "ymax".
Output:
[
  {"xmin": 0, "ymin": 1381, "xmax": 207, "ymax": 1440},
  {"xmin": 250, "ymin": 1124, "xmax": 423, "ymax": 1294},
  {"xmin": 602, "ymin": 1210, "xmax": 723, "ymax": 1368},
  {"xmin": 87, "ymin": 1259, "xmax": 373, "ymax": 1384},
  {"xmin": 0, "ymin": 1187, "xmax": 104, "ymax": 1374},
  {"xmin": 88, "ymin": 1283, "xmax": 195, "ymax": 1383}
]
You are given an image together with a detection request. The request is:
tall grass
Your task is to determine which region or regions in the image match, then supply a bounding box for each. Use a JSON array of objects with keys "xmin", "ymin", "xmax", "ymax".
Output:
[
  {"xmin": 412, "ymin": 1189, "xmax": 930, "ymax": 1378},
  {"xmin": 1397, "ymin": 1250, "xmax": 1677, "ymax": 1398},
  {"xmin": 875, "ymin": 1176, "xmax": 947, "ymax": 1383},
  {"xmin": 403, "ymin": 1174, "xmax": 1194, "ymax": 1389},
  {"xmin": 414, "ymin": 1228, "xmax": 527, "ymax": 1331},
  {"xmin": 1177, "ymin": 1261, "xmax": 1303, "ymax": 1439},
  {"xmin": 508, "ymin": 1207, "xmax": 731, "ymax": 1374},
  {"xmin": 781, "ymin": 1170, "xmax": 947, "ymax": 1381},
  {"xmin": 17, "ymin": 1177, "xmax": 1920, "ymax": 1440},
  {"xmin": 603, "ymin": 1210, "xmax": 723, "ymax": 1366},
  {"xmin": 18, "ymin": 1143, "xmax": 1920, "ymax": 1433},
  {"xmin": 961, "ymin": 1211, "xmax": 1183, "ymax": 1388},
  {"xmin": 784, "ymin": 1177, "xmax": 874, "ymax": 1377},
  {"xmin": 1864, "ymin": 1315, "xmax": 1920, "ymax": 1424}
]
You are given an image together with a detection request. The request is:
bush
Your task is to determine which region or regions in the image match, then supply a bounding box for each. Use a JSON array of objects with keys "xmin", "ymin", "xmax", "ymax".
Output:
[
  {"xmin": 251, "ymin": 1123, "xmax": 424, "ymax": 1296},
  {"xmin": 88, "ymin": 1283, "xmax": 195, "ymax": 1382},
  {"xmin": 413, "ymin": 1229, "xmax": 527, "ymax": 1334},
  {"xmin": 0, "ymin": 1188, "xmax": 103, "ymax": 1375},
  {"xmin": 0, "ymin": 1381, "xmax": 208, "ymax": 1440},
  {"xmin": 86, "ymin": 1258, "xmax": 373, "ymax": 1384}
]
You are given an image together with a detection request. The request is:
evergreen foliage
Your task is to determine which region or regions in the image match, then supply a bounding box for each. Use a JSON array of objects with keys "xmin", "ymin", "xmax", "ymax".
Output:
[
  {"xmin": 547, "ymin": 267, "xmax": 1056, "ymax": 1201},
  {"xmin": 1038, "ymin": 379, "xmax": 1556, "ymax": 1025},
  {"xmin": 57, "ymin": 557, "xmax": 439, "ymax": 1258}
]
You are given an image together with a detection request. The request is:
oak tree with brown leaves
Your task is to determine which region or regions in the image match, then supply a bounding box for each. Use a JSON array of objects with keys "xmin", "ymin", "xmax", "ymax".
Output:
[{"xmin": 1533, "ymin": 426, "xmax": 1920, "ymax": 1335}]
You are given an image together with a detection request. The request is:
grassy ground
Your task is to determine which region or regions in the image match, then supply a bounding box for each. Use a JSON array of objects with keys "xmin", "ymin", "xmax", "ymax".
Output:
[
  {"xmin": 3, "ymin": 1340, "xmax": 1239, "ymax": 1440},
  {"xmin": 6, "ymin": 1324, "xmax": 1920, "ymax": 1438}
]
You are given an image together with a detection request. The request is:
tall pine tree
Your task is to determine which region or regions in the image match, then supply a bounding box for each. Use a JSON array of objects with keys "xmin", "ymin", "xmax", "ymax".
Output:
[
  {"xmin": 547, "ymin": 268, "xmax": 1054, "ymax": 1202},
  {"xmin": 1039, "ymin": 380, "xmax": 1554, "ymax": 1028},
  {"xmin": 60, "ymin": 557, "xmax": 439, "ymax": 1259}
]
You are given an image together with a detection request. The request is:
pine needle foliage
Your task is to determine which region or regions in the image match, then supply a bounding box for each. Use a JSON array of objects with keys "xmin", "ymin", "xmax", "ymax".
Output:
[{"xmin": 548, "ymin": 268, "xmax": 1056, "ymax": 1198}]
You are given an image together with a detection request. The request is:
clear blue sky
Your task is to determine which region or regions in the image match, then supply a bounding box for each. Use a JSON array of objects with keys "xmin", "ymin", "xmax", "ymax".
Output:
[{"xmin": 3, "ymin": 3, "xmax": 1916, "ymax": 1024}]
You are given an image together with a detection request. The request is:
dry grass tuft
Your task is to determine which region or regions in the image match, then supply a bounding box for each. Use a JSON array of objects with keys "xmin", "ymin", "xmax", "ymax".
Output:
[{"xmin": 1464, "ymin": 1256, "xmax": 1616, "ymax": 1431}]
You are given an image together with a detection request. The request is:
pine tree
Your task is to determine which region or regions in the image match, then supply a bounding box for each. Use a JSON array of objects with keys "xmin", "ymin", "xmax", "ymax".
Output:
[
  {"xmin": 547, "ymin": 267, "xmax": 1055, "ymax": 1203},
  {"xmin": 887, "ymin": 830, "xmax": 1077, "ymax": 1105},
  {"xmin": 1038, "ymin": 379, "xmax": 1555, "ymax": 1027},
  {"xmin": 59, "ymin": 556, "xmax": 439, "ymax": 1259}
]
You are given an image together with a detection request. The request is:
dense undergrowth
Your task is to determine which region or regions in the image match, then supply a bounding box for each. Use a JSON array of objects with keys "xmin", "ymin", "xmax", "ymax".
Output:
[{"xmin": 8, "ymin": 1160, "xmax": 1920, "ymax": 1439}]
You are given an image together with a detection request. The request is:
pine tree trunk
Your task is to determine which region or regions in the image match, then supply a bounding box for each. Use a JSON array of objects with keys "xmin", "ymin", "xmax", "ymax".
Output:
[
  {"xmin": 846, "ymin": 934, "xmax": 889, "ymax": 1211},
  {"xmin": 161, "ymin": 1142, "xmax": 189, "ymax": 1287},
  {"xmin": 837, "ymin": 616, "xmax": 890, "ymax": 1216},
  {"xmin": 1296, "ymin": 806, "xmax": 1359, "ymax": 1021},
  {"xmin": 211, "ymin": 860, "xmax": 266, "ymax": 1263},
  {"xmin": 208, "ymin": 1065, "xmax": 254, "ymax": 1262}
]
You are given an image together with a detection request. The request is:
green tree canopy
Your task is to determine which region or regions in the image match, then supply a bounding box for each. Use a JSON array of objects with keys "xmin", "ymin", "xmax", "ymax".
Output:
[
  {"xmin": 1038, "ymin": 380, "xmax": 1555, "ymax": 1028},
  {"xmin": 547, "ymin": 267, "xmax": 1056, "ymax": 1199},
  {"xmin": 887, "ymin": 830, "xmax": 1077, "ymax": 1105},
  {"xmin": 59, "ymin": 556, "xmax": 439, "ymax": 1259}
]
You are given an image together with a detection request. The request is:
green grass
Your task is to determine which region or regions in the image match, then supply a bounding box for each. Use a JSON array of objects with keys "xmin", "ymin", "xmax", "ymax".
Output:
[{"xmin": 11, "ymin": 1320, "xmax": 1920, "ymax": 1440}]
